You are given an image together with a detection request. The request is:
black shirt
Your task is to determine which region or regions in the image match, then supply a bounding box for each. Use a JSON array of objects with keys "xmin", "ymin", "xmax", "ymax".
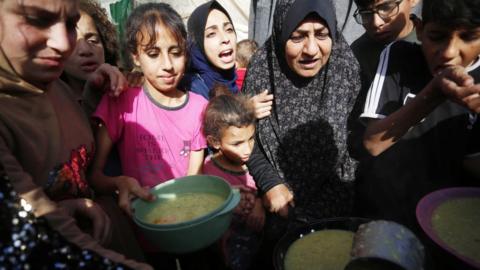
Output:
[{"xmin": 357, "ymin": 41, "xmax": 480, "ymax": 229}]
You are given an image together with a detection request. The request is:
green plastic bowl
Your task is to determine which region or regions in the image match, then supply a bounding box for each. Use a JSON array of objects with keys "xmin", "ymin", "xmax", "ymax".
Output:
[{"xmin": 132, "ymin": 175, "xmax": 240, "ymax": 254}]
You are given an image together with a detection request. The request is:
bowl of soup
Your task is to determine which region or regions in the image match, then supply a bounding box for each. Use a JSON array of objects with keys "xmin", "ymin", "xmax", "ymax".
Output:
[
  {"xmin": 274, "ymin": 217, "xmax": 424, "ymax": 270},
  {"xmin": 274, "ymin": 217, "xmax": 370, "ymax": 270},
  {"xmin": 416, "ymin": 187, "xmax": 480, "ymax": 268},
  {"xmin": 132, "ymin": 175, "xmax": 240, "ymax": 254}
]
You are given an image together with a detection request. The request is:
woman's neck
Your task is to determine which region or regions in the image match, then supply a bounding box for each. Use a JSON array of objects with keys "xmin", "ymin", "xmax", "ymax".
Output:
[{"xmin": 212, "ymin": 152, "xmax": 247, "ymax": 173}]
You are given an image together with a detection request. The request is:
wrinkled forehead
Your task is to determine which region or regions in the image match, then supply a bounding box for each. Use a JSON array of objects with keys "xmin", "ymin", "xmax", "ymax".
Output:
[{"xmin": 274, "ymin": 0, "xmax": 336, "ymax": 46}]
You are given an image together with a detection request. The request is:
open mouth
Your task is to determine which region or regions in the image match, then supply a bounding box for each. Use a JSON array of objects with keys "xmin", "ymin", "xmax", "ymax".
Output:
[
  {"xmin": 218, "ymin": 49, "xmax": 234, "ymax": 63},
  {"xmin": 298, "ymin": 58, "xmax": 319, "ymax": 68}
]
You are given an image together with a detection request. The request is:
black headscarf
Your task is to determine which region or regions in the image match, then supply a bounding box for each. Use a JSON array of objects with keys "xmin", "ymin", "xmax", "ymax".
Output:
[
  {"xmin": 244, "ymin": 0, "xmax": 361, "ymax": 219},
  {"xmin": 185, "ymin": 1, "xmax": 239, "ymax": 94},
  {"xmin": 187, "ymin": 1, "xmax": 234, "ymax": 54}
]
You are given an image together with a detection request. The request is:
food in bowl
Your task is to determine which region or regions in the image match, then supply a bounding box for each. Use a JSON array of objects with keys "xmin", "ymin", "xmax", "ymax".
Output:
[
  {"xmin": 145, "ymin": 192, "xmax": 225, "ymax": 225},
  {"xmin": 284, "ymin": 229, "xmax": 354, "ymax": 270},
  {"xmin": 132, "ymin": 175, "xmax": 241, "ymax": 253},
  {"xmin": 432, "ymin": 197, "xmax": 480, "ymax": 264}
]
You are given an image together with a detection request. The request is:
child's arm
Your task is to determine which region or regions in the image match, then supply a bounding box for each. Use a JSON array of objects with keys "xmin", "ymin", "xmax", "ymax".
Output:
[
  {"xmin": 364, "ymin": 66, "xmax": 478, "ymax": 156},
  {"xmin": 89, "ymin": 123, "xmax": 117, "ymax": 193},
  {"xmin": 187, "ymin": 149, "xmax": 205, "ymax": 175},
  {"xmin": 84, "ymin": 63, "xmax": 128, "ymax": 98},
  {"xmin": 89, "ymin": 123, "xmax": 154, "ymax": 216},
  {"xmin": 246, "ymin": 197, "xmax": 265, "ymax": 232},
  {"xmin": 250, "ymin": 90, "xmax": 274, "ymax": 119},
  {"xmin": 363, "ymin": 81, "xmax": 443, "ymax": 156},
  {"xmin": 82, "ymin": 64, "xmax": 128, "ymax": 117}
]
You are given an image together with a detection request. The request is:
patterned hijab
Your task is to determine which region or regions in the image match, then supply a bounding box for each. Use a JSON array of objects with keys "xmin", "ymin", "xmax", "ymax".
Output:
[
  {"xmin": 244, "ymin": 0, "xmax": 361, "ymax": 218},
  {"xmin": 187, "ymin": 1, "xmax": 238, "ymax": 93}
]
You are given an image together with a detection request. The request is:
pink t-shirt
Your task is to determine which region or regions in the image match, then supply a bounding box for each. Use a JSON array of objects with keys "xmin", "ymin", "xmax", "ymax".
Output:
[
  {"xmin": 94, "ymin": 87, "xmax": 207, "ymax": 187},
  {"xmin": 203, "ymin": 155, "xmax": 257, "ymax": 190}
]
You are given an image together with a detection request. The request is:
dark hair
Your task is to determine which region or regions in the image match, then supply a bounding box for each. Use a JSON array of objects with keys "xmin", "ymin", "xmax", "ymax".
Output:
[
  {"xmin": 79, "ymin": 0, "xmax": 119, "ymax": 65},
  {"xmin": 126, "ymin": 3, "xmax": 187, "ymax": 55},
  {"xmin": 353, "ymin": 0, "xmax": 374, "ymax": 9},
  {"xmin": 203, "ymin": 84, "xmax": 256, "ymax": 140},
  {"xmin": 422, "ymin": 0, "xmax": 480, "ymax": 28},
  {"xmin": 236, "ymin": 39, "xmax": 258, "ymax": 68}
]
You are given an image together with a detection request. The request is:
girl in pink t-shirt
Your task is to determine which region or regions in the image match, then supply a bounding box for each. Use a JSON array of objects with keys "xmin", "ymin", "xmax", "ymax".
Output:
[
  {"xmin": 90, "ymin": 3, "xmax": 207, "ymax": 216},
  {"xmin": 202, "ymin": 85, "xmax": 264, "ymax": 270}
]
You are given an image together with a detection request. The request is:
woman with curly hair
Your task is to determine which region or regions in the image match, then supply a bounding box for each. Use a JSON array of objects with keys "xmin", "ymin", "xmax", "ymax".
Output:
[
  {"xmin": 63, "ymin": 0, "xmax": 120, "ymax": 99},
  {"xmin": 61, "ymin": 0, "xmax": 147, "ymax": 262}
]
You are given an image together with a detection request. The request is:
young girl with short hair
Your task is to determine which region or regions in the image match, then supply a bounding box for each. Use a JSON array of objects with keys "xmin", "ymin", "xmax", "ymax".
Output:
[
  {"xmin": 90, "ymin": 3, "xmax": 208, "ymax": 216},
  {"xmin": 203, "ymin": 85, "xmax": 264, "ymax": 270}
]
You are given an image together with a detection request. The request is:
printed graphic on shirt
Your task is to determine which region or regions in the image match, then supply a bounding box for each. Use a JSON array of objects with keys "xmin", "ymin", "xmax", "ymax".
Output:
[
  {"xmin": 134, "ymin": 131, "xmax": 191, "ymax": 182},
  {"xmin": 45, "ymin": 145, "xmax": 94, "ymax": 200},
  {"xmin": 180, "ymin": 140, "xmax": 191, "ymax": 157}
]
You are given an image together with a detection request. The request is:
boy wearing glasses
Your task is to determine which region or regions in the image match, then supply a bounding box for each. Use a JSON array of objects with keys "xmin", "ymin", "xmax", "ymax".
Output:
[
  {"xmin": 351, "ymin": 0, "xmax": 420, "ymax": 83},
  {"xmin": 348, "ymin": 0, "xmax": 420, "ymax": 196},
  {"xmin": 357, "ymin": 0, "xmax": 480, "ymax": 263}
]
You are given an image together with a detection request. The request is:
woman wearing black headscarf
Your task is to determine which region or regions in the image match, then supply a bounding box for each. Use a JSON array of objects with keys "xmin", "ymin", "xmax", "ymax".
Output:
[
  {"xmin": 244, "ymin": 0, "xmax": 361, "ymax": 242},
  {"xmin": 181, "ymin": 1, "xmax": 239, "ymax": 100}
]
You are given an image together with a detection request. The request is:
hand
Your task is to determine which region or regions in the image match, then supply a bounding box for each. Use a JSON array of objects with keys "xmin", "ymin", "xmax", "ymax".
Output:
[
  {"xmin": 262, "ymin": 184, "xmax": 294, "ymax": 218},
  {"xmin": 461, "ymin": 91, "xmax": 480, "ymax": 113},
  {"xmin": 115, "ymin": 176, "xmax": 155, "ymax": 217},
  {"xmin": 246, "ymin": 198, "xmax": 265, "ymax": 232},
  {"xmin": 435, "ymin": 65, "xmax": 480, "ymax": 112},
  {"xmin": 85, "ymin": 63, "xmax": 128, "ymax": 97},
  {"xmin": 233, "ymin": 186, "xmax": 256, "ymax": 217},
  {"xmin": 125, "ymin": 71, "xmax": 144, "ymax": 88},
  {"xmin": 60, "ymin": 198, "xmax": 112, "ymax": 245},
  {"xmin": 250, "ymin": 90, "xmax": 274, "ymax": 119}
]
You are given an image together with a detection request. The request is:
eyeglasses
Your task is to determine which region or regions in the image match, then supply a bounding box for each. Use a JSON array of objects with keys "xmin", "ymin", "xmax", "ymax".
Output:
[{"xmin": 353, "ymin": 0, "xmax": 403, "ymax": 25}]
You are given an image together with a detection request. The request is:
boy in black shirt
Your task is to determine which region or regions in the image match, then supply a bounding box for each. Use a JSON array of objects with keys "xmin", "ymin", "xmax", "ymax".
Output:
[
  {"xmin": 357, "ymin": 1, "xmax": 480, "ymax": 268},
  {"xmin": 351, "ymin": 0, "xmax": 420, "ymax": 83},
  {"xmin": 358, "ymin": 0, "xmax": 480, "ymax": 241}
]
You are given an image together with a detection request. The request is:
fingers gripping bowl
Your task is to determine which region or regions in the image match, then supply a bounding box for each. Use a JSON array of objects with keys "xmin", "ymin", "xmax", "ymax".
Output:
[{"xmin": 132, "ymin": 175, "xmax": 240, "ymax": 254}]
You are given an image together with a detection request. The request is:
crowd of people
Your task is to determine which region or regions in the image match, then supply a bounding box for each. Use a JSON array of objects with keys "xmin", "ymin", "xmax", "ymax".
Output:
[{"xmin": 0, "ymin": 0, "xmax": 479, "ymax": 269}]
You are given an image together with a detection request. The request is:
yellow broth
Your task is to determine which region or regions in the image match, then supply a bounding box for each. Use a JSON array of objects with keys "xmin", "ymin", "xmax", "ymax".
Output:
[
  {"xmin": 145, "ymin": 192, "xmax": 225, "ymax": 225},
  {"xmin": 284, "ymin": 229, "xmax": 354, "ymax": 270},
  {"xmin": 432, "ymin": 198, "xmax": 480, "ymax": 264}
]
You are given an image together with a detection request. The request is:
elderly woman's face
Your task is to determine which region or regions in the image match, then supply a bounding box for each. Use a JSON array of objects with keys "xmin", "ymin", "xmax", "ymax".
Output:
[
  {"xmin": 0, "ymin": 0, "xmax": 79, "ymax": 88},
  {"xmin": 64, "ymin": 11, "xmax": 105, "ymax": 82},
  {"xmin": 284, "ymin": 17, "xmax": 332, "ymax": 78}
]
